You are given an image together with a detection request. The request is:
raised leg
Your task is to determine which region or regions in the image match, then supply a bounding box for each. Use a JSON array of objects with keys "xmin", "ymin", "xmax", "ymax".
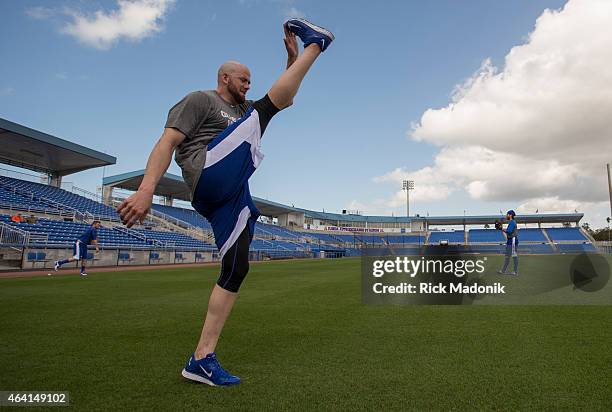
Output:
[{"xmin": 267, "ymin": 44, "xmax": 321, "ymax": 110}]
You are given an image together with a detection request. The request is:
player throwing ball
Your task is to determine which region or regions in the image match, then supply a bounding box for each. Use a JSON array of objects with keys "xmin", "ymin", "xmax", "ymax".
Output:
[
  {"xmin": 54, "ymin": 220, "xmax": 101, "ymax": 277},
  {"xmin": 117, "ymin": 19, "xmax": 334, "ymax": 386}
]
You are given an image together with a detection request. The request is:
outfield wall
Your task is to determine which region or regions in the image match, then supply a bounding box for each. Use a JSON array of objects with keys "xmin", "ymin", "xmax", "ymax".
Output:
[
  {"xmin": 19, "ymin": 247, "xmax": 216, "ymax": 270},
  {"xmin": 11, "ymin": 247, "xmax": 319, "ymax": 271}
]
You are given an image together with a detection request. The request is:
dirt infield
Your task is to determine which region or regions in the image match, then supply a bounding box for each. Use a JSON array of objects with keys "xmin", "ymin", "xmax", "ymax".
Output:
[
  {"xmin": 0, "ymin": 258, "xmax": 304, "ymax": 279},
  {"xmin": 0, "ymin": 262, "xmax": 222, "ymax": 279}
]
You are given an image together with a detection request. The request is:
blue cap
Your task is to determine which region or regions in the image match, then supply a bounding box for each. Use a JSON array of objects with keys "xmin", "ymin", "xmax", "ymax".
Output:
[{"xmin": 506, "ymin": 210, "xmax": 516, "ymax": 217}]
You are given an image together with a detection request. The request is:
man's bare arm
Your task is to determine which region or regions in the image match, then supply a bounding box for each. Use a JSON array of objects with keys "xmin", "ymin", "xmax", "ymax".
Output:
[{"xmin": 117, "ymin": 128, "xmax": 186, "ymax": 227}]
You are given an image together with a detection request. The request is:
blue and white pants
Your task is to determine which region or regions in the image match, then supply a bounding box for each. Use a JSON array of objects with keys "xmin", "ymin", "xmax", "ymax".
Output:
[{"xmin": 191, "ymin": 95, "xmax": 279, "ymax": 292}]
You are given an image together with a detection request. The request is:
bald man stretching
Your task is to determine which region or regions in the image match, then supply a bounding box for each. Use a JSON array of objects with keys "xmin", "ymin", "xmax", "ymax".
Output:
[{"xmin": 117, "ymin": 19, "xmax": 334, "ymax": 386}]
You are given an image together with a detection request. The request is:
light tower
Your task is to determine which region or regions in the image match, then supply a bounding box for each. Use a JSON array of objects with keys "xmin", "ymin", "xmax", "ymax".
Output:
[{"xmin": 402, "ymin": 180, "xmax": 414, "ymax": 217}]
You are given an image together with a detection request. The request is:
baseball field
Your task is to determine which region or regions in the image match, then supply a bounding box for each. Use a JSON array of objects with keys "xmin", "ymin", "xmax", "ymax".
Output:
[{"xmin": 1, "ymin": 257, "xmax": 611, "ymax": 410}]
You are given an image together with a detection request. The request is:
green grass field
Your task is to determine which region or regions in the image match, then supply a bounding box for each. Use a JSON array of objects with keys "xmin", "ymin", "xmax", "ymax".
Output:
[{"xmin": 1, "ymin": 257, "xmax": 611, "ymax": 411}]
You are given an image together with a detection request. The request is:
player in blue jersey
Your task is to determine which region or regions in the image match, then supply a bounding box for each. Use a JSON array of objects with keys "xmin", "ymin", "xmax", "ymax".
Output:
[
  {"xmin": 116, "ymin": 19, "xmax": 334, "ymax": 386},
  {"xmin": 54, "ymin": 220, "xmax": 101, "ymax": 277},
  {"xmin": 498, "ymin": 210, "xmax": 519, "ymax": 275}
]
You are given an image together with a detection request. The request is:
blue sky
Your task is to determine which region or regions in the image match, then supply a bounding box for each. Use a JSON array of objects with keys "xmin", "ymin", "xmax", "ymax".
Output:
[{"xmin": 6, "ymin": 0, "xmax": 609, "ymax": 226}]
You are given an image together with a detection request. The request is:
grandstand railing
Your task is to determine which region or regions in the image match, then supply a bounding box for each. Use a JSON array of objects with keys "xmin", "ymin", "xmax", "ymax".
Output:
[
  {"xmin": 112, "ymin": 226, "xmax": 164, "ymax": 247},
  {"xmin": 0, "ymin": 180, "xmax": 90, "ymax": 222},
  {"xmin": 39, "ymin": 195, "xmax": 89, "ymax": 222},
  {"xmin": 149, "ymin": 207, "xmax": 190, "ymax": 228},
  {"xmin": 61, "ymin": 183, "xmax": 103, "ymax": 203},
  {"xmin": 148, "ymin": 207, "xmax": 213, "ymax": 242},
  {"xmin": 28, "ymin": 232, "xmax": 49, "ymax": 244},
  {"xmin": 110, "ymin": 199, "xmax": 197, "ymax": 236},
  {"xmin": 0, "ymin": 167, "xmax": 42, "ymax": 183},
  {"xmin": 0, "ymin": 200, "xmax": 71, "ymax": 217},
  {"xmin": 0, "ymin": 221, "xmax": 29, "ymax": 246}
]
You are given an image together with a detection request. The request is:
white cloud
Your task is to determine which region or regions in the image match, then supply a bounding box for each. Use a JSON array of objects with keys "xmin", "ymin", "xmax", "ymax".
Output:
[
  {"xmin": 60, "ymin": 0, "xmax": 175, "ymax": 49},
  {"xmin": 284, "ymin": 6, "xmax": 305, "ymax": 20},
  {"xmin": 384, "ymin": 0, "xmax": 612, "ymax": 220},
  {"xmin": 516, "ymin": 197, "xmax": 583, "ymax": 214},
  {"xmin": 374, "ymin": 165, "xmax": 453, "ymax": 203}
]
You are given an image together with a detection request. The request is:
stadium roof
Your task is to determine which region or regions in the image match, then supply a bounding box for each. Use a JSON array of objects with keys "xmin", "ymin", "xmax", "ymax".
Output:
[
  {"xmin": 252, "ymin": 197, "xmax": 299, "ymax": 216},
  {"xmin": 301, "ymin": 209, "xmax": 584, "ymax": 225},
  {"xmin": 103, "ymin": 170, "xmax": 191, "ymax": 201},
  {"xmin": 0, "ymin": 117, "xmax": 116, "ymax": 176},
  {"xmin": 104, "ymin": 170, "xmax": 301, "ymax": 215}
]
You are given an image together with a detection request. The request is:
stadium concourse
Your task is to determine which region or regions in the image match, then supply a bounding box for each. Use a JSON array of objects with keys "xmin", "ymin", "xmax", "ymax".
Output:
[{"xmin": 0, "ymin": 117, "xmax": 599, "ymax": 272}]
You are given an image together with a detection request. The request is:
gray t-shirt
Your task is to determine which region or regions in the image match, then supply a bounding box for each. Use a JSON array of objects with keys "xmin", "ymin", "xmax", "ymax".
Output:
[{"xmin": 165, "ymin": 90, "xmax": 252, "ymax": 198}]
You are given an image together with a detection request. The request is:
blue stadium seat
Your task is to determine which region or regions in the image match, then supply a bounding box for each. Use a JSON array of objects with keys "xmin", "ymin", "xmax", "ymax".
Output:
[
  {"xmin": 546, "ymin": 227, "xmax": 587, "ymax": 242},
  {"xmin": 468, "ymin": 229, "xmax": 505, "ymax": 243},
  {"xmin": 429, "ymin": 231, "xmax": 465, "ymax": 244},
  {"xmin": 519, "ymin": 229, "xmax": 548, "ymax": 242}
]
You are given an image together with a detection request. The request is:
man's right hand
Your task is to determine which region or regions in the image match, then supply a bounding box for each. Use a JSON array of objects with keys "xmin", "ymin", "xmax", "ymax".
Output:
[
  {"xmin": 117, "ymin": 190, "xmax": 153, "ymax": 227},
  {"xmin": 116, "ymin": 128, "xmax": 186, "ymax": 228}
]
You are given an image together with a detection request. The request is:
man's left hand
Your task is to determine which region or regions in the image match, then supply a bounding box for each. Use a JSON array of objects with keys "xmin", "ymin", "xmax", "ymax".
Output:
[{"xmin": 284, "ymin": 24, "xmax": 298, "ymax": 66}]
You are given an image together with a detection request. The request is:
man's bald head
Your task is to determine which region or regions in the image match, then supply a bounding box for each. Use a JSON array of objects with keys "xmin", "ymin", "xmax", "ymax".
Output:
[
  {"xmin": 217, "ymin": 61, "xmax": 249, "ymax": 82},
  {"xmin": 216, "ymin": 60, "xmax": 251, "ymax": 105}
]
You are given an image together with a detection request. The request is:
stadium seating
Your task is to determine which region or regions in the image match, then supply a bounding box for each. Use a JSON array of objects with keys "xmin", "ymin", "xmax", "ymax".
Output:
[
  {"xmin": 468, "ymin": 229, "xmax": 505, "ymax": 243},
  {"xmin": 556, "ymin": 243, "xmax": 597, "ymax": 253},
  {"xmin": 516, "ymin": 243, "xmax": 556, "ymax": 254},
  {"xmin": 0, "ymin": 176, "xmax": 117, "ymax": 219},
  {"xmin": 304, "ymin": 231, "xmax": 342, "ymax": 244},
  {"xmin": 256, "ymin": 222, "xmax": 301, "ymax": 239},
  {"xmin": 546, "ymin": 227, "xmax": 587, "ymax": 242},
  {"xmin": 0, "ymin": 185, "xmax": 62, "ymax": 213},
  {"xmin": 151, "ymin": 204, "xmax": 212, "ymax": 230},
  {"xmin": 386, "ymin": 235, "xmax": 425, "ymax": 244},
  {"xmin": 352, "ymin": 234, "xmax": 384, "ymax": 245},
  {"xmin": 133, "ymin": 228, "xmax": 213, "ymax": 249},
  {"xmin": 518, "ymin": 229, "xmax": 548, "ymax": 242},
  {"xmin": 0, "ymin": 214, "xmax": 211, "ymax": 249},
  {"xmin": 428, "ymin": 231, "xmax": 465, "ymax": 244},
  {"xmin": 329, "ymin": 234, "xmax": 359, "ymax": 244},
  {"xmin": 0, "ymin": 174, "xmax": 598, "ymax": 260}
]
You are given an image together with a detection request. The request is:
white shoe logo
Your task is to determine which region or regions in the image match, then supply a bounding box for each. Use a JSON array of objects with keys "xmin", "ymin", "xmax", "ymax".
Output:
[
  {"xmin": 288, "ymin": 23, "xmax": 300, "ymax": 30},
  {"xmin": 321, "ymin": 39, "xmax": 325, "ymax": 49},
  {"xmin": 199, "ymin": 365, "xmax": 213, "ymax": 377}
]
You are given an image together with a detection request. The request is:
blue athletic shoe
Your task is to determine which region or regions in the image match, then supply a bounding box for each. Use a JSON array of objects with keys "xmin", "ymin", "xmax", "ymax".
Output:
[
  {"xmin": 181, "ymin": 353, "xmax": 241, "ymax": 386},
  {"xmin": 285, "ymin": 18, "xmax": 334, "ymax": 52}
]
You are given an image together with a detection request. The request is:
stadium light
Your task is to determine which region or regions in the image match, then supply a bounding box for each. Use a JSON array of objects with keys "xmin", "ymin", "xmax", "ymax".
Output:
[
  {"xmin": 607, "ymin": 164, "xmax": 612, "ymax": 226},
  {"xmin": 402, "ymin": 180, "xmax": 414, "ymax": 217}
]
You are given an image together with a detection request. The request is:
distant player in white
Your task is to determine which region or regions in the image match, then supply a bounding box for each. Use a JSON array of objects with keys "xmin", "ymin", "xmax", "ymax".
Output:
[{"xmin": 54, "ymin": 220, "xmax": 101, "ymax": 276}]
